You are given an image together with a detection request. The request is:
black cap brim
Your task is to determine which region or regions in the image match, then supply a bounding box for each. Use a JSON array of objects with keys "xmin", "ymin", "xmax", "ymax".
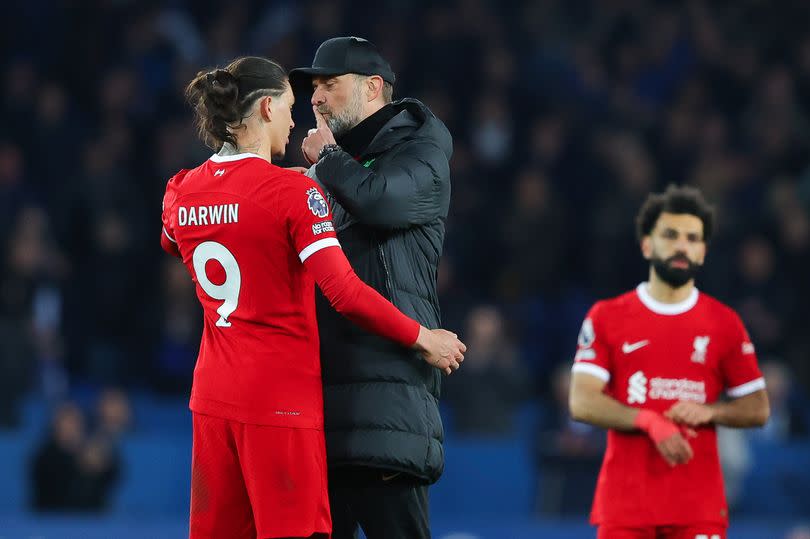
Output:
[{"xmin": 288, "ymin": 67, "xmax": 347, "ymax": 92}]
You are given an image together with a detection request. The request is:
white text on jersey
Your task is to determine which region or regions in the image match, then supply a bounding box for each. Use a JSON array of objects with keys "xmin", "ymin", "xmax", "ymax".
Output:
[
  {"xmin": 627, "ymin": 370, "xmax": 707, "ymax": 404},
  {"xmin": 178, "ymin": 204, "xmax": 239, "ymax": 227}
]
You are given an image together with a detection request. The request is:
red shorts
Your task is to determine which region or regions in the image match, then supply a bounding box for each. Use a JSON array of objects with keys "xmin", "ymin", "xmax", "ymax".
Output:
[
  {"xmin": 598, "ymin": 524, "xmax": 726, "ymax": 539},
  {"xmin": 189, "ymin": 412, "xmax": 331, "ymax": 539}
]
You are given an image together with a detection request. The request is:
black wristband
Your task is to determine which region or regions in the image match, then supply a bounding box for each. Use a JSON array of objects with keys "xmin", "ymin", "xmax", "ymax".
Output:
[{"xmin": 318, "ymin": 144, "xmax": 342, "ymax": 161}]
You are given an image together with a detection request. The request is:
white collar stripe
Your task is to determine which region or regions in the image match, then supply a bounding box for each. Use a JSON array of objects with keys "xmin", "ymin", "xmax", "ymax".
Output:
[
  {"xmin": 209, "ymin": 152, "xmax": 263, "ymax": 163},
  {"xmin": 636, "ymin": 282, "xmax": 699, "ymax": 315}
]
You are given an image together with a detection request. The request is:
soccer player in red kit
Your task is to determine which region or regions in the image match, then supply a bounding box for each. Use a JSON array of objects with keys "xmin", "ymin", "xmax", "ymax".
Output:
[
  {"xmin": 568, "ymin": 185, "xmax": 770, "ymax": 539},
  {"xmin": 160, "ymin": 57, "xmax": 466, "ymax": 539}
]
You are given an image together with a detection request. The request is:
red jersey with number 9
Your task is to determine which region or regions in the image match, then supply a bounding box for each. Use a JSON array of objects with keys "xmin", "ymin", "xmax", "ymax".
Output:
[
  {"xmin": 571, "ymin": 284, "xmax": 765, "ymax": 527},
  {"xmin": 161, "ymin": 152, "xmax": 340, "ymax": 428}
]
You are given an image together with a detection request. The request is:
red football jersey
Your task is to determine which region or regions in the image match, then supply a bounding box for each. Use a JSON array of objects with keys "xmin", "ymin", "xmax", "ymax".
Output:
[
  {"xmin": 572, "ymin": 283, "xmax": 764, "ymax": 527},
  {"xmin": 161, "ymin": 152, "xmax": 341, "ymax": 428}
]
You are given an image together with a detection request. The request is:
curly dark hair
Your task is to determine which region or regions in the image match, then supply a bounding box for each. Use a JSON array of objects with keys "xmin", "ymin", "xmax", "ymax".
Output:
[{"xmin": 635, "ymin": 184, "xmax": 716, "ymax": 243}]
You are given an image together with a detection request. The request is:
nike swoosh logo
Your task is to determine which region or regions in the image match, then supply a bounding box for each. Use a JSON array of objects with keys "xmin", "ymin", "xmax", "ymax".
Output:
[
  {"xmin": 381, "ymin": 472, "xmax": 402, "ymax": 482},
  {"xmin": 622, "ymin": 340, "xmax": 650, "ymax": 354}
]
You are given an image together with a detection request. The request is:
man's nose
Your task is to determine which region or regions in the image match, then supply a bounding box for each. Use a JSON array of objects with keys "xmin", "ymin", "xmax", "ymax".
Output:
[
  {"xmin": 311, "ymin": 89, "xmax": 325, "ymax": 106},
  {"xmin": 673, "ymin": 236, "xmax": 690, "ymax": 252}
]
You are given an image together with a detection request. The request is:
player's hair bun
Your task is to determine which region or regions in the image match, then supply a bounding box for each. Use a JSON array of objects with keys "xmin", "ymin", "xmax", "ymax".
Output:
[
  {"xmin": 202, "ymin": 69, "xmax": 240, "ymax": 122},
  {"xmin": 185, "ymin": 67, "xmax": 241, "ymax": 150}
]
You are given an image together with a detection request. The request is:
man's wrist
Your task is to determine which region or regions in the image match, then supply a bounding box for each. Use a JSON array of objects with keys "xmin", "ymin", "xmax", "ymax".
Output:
[
  {"xmin": 633, "ymin": 409, "xmax": 655, "ymax": 432},
  {"xmin": 318, "ymin": 144, "xmax": 342, "ymax": 161},
  {"xmin": 411, "ymin": 325, "xmax": 428, "ymax": 351},
  {"xmin": 634, "ymin": 409, "xmax": 679, "ymax": 443},
  {"xmin": 706, "ymin": 402, "xmax": 721, "ymax": 424}
]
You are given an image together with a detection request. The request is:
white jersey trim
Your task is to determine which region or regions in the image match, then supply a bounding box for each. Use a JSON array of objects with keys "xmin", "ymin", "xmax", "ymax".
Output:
[
  {"xmin": 162, "ymin": 226, "xmax": 177, "ymax": 243},
  {"xmin": 210, "ymin": 152, "xmax": 263, "ymax": 163},
  {"xmin": 299, "ymin": 237, "xmax": 341, "ymax": 262},
  {"xmin": 727, "ymin": 377, "xmax": 766, "ymax": 398},
  {"xmin": 636, "ymin": 282, "xmax": 699, "ymax": 315},
  {"xmin": 571, "ymin": 362, "xmax": 610, "ymax": 383}
]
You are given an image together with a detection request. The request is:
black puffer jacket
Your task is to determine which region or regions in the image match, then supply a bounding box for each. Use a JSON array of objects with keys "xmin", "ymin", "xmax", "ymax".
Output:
[{"xmin": 311, "ymin": 98, "xmax": 452, "ymax": 484}]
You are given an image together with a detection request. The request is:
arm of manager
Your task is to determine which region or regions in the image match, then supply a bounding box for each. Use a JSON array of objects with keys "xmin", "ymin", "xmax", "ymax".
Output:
[{"xmin": 316, "ymin": 141, "xmax": 450, "ymax": 229}]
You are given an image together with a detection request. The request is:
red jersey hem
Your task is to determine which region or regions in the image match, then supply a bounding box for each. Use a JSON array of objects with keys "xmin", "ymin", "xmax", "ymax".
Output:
[{"xmin": 189, "ymin": 395, "xmax": 324, "ymax": 429}]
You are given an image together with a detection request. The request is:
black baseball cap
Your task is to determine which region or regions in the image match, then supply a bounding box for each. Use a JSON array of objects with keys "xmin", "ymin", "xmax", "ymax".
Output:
[{"xmin": 289, "ymin": 36, "xmax": 395, "ymax": 91}]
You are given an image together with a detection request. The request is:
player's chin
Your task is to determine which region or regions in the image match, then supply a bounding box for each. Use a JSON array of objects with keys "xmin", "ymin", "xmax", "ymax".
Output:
[{"xmin": 272, "ymin": 148, "xmax": 287, "ymax": 160}]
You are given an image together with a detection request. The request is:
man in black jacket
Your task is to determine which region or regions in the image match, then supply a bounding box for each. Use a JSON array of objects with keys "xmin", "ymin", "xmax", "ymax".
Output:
[{"xmin": 291, "ymin": 37, "xmax": 453, "ymax": 539}]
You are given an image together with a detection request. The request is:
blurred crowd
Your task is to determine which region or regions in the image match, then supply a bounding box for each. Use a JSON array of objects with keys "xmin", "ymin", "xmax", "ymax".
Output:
[
  {"xmin": 31, "ymin": 389, "xmax": 129, "ymax": 512},
  {"xmin": 2, "ymin": 0, "xmax": 810, "ymax": 519}
]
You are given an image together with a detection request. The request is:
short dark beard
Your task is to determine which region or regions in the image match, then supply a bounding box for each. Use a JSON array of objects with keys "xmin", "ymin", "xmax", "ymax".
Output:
[{"xmin": 651, "ymin": 254, "xmax": 701, "ymax": 288}]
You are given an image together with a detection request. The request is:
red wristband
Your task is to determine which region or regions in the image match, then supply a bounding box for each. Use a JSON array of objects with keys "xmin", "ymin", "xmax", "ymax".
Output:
[{"xmin": 634, "ymin": 409, "xmax": 680, "ymax": 444}]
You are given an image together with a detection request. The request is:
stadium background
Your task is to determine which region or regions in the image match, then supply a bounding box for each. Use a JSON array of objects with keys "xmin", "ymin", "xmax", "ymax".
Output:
[{"xmin": 2, "ymin": 0, "xmax": 810, "ymax": 537}]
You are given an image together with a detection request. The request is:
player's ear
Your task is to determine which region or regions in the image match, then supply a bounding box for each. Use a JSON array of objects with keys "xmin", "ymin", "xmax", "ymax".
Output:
[
  {"xmin": 641, "ymin": 236, "xmax": 652, "ymax": 260},
  {"xmin": 259, "ymin": 95, "xmax": 273, "ymax": 122}
]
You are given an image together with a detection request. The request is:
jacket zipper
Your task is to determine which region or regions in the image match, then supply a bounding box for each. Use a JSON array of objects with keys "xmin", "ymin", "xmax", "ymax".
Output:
[{"xmin": 378, "ymin": 243, "xmax": 394, "ymax": 299}]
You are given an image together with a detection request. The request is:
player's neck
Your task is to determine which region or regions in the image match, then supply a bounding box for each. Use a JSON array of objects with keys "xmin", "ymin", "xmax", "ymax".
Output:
[
  {"xmin": 646, "ymin": 271, "xmax": 695, "ymax": 304},
  {"xmin": 230, "ymin": 129, "xmax": 273, "ymax": 163}
]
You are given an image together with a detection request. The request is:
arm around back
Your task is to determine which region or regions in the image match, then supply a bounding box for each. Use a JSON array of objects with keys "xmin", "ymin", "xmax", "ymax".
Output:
[
  {"xmin": 303, "ymin": 245, "xmax": 419, "ymax": 347},
  {"xmin": 303, "ymin": 246, "xmax": 465, "ymax": 374}
]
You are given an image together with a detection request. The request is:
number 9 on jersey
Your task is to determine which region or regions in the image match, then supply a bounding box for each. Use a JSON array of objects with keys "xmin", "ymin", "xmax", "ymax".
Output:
[{"xmin": 192, "ymin": 241, "xmax": 241, "ymax": 327}]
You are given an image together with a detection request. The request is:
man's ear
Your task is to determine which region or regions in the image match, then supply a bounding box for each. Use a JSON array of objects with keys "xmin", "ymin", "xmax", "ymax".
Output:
[
  {"xmin": 641, "ymin": 236, "xmax": 652, "ymax": 260},
  {"xmin": 259, "ymin": 95, "xmax": 273, "ymax": 122},
  {"xmin": 366, "ymin": 75, "xmax": 383, "ymax": 102}
]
